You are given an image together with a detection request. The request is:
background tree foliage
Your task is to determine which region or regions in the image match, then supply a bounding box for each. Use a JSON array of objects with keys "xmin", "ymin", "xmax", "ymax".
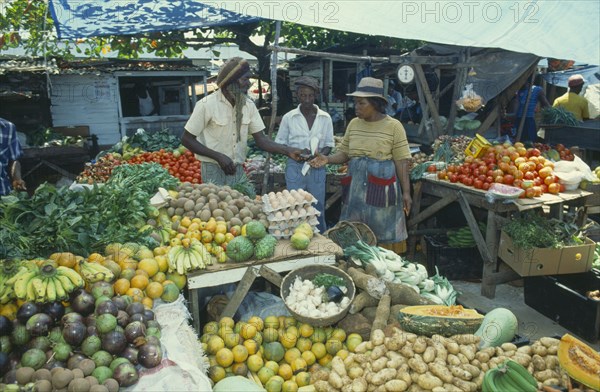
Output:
[{"xmin": 0, "ymin": 0, "xmax": 422, "ymax": 83}]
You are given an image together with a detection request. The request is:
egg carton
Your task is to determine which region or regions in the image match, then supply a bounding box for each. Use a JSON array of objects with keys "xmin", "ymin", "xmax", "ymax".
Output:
[
  {"xmin": 268, "ymin": 218, "xmax": 320, "ymax": 235},
  {"xmin": 266, "ymin": 206, "xmax": 320, "ymax": 222},
  {"xmin": 262, "ymin": 189, "xmax": 317, "ymax": 213}
]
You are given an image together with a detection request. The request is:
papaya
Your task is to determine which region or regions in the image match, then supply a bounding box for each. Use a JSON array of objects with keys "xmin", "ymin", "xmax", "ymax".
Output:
[{"xmin": 557, "ymin": 333, "xmax": 600, "ymax": 391}]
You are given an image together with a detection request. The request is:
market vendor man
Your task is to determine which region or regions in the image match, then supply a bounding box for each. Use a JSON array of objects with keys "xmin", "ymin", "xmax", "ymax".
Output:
[
  {"xmin": 0, "ymin": 117, "xmax": 27, "ymax": 196},
  {"xmin": 182, "ymin": 57, "xmax": 304, "ymax": 186},
  {"xmin": 275, "ymin": 76, "xmax": 334, "ymax": 232},
  {"xmin": 552, "ymin": 74, "xmax": 590, "ymax": 121}
]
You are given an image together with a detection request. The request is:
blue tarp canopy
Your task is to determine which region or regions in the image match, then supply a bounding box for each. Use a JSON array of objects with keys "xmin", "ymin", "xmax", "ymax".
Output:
[
  {"xmin": 48, "ymin": 0, "xmax": 262, "ymax": 39},
  {"xmin": 542, "ymin": 65, "xmax": 600, "ymax": 88}
]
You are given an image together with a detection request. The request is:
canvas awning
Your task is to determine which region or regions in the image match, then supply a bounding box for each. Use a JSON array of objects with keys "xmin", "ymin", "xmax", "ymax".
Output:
[{"xmin": 49, "ymin": 1, "xmax": 600, "ymax": 65}]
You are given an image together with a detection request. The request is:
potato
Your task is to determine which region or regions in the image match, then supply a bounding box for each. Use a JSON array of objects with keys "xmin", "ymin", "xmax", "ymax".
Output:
[
  {"xmin": 500, "ymin": 342, "xmax": 517, "ymax": 351},
  {"xmin": 422, "ymin": 347, "xmax": 436, "ymax": 363},
  {"xmin": 384, "ymin": 379, "xmax": 408, "ymax": 392},
  {"xmin": 400, "ymin": 345, "xmax": 415, "ymax": 359},
  {"xmin": 459, "ymin": 345, "xmax": 476, "ymax": 361},
  {"xmin": 413, "ymin": 338, "xmax": 427, "ymax": 354},
  {"xmin": 314, "ymin": 380, "xmax": 330, "ymax": 392},
  {"xmin": 351, "ymin": 378, "xmax": 368, "ymax": 392},
  {"xmin": 450, "ymin": 365, "xmax": 473, "ymax": 381},
  {"xmin": 343, "ymin": 355, "xmax": 355, "ymax": 369},
  {"xmin": 534, "ymin": 369, "xmax": 559, "ymax": 382},
  {"xmin": 532, "ymin": 354, "xmax": 546, "ymax": 371},
  {"xmin": 495, "ymin": 347, "xmax": 505, "ymax": 357},
  {"xmin": 416, "ymin": 372, "xmax": 443, "ymax": 390},
  {"xmin": 531, "ymin": 344, "xmax": 548, "ymax": 356},
  {"xmin": 355, "ymin": 341, "xmax": 373, "ymax": 353},
  {"xmin": 428, "ymin": 362, "xmax": 453, "ymax": 383},
  {"xmin": 371, "ymin": 345, "xmax": 388, "ymax": 360},
  {"xmin": 372, "ymin": 357, "xmax": 388, "ymax": 373},
  {"xmin": 480, "ymin": 362, "xmax": 489, "ymax": 372},
  {"xmin": 544, "ymin": 355, "xmax": 559, "ymax": 370},
  {"xmin": 503, "ymin": 350, "xmax": 516, "ymax": 358},
  {"xmin": 445, "ymin": 341, "xmax": 460, "ymax": 355},
  {"xmin": 452, "ymin": 377, "xmax": 478, "ymax": 392},
  {"xmin": 371, "ymin": 330, "xmax": 385, "ymax": 346},
  {"xmin": 348, "ymin": 366, "xmax": 364, "ymax": 380},
  {"xmin": 473, "ymin": 371, "xmax": 485, "ymax": 388},
  {"xmin": 542, "ymin": 378, "xmax": 560, "ymax": 386},
  {"xmin": 460, "ymin": 363, "xmax": 481, "ymax": 378},
  {"xmin": 387, "ymin": 356, "xmax": 405, "ymax": 369},
  {"xmin": 546, "ymin": 345, "xmax": 558, "ymax": 355},
  {"xmin": 396, "ymin": 367, "xmax": 412, "ymax": 386},
  {"xmin": 331, "ymin": 357, "xmax": 347, "ymax": 377},
  {"xmin": 474, "ymin": 351, "xmax": 490, "ymax": 364},
  {"xmin": 432, "ymin": 342, "xmax": 447, "ymax": 362},
  {"xmin": 385, "ymin": 334, "xmax": 407, "ymax": 351},
  {"xmin": 517, "ymin": 345, "xmax": 533, "ymax": 356},
  {"xmin": 372, "ymin": 369, "xmax": 396, "ymax": 386},
  {"xmin": 408, "ymin": 357, "xmax": 428, "ymax": 374},
  {"xmin": 447, "ymin": 354, "xmax": 461, "ymax": 367},
  {"xmin": 538, "ymin": 337, "xmax": 559, "ymax": 348},
  {"xmin": 311, "ymin": 369, "xmax": 330, "ymax": 382},
  {"xmin": 450, "ymin": 334, "xmax": 480, "ymax": 345},
  {"xmin": 405, "ymin": 333, "xmax": 418, "ymax": 343},
  {"xmin": 442, "ymin": 383, "xmax": 463, "ymax": 392},
  {"xmin": 329, "ymin": 371, "xmax": 344, "ymax": 389}
]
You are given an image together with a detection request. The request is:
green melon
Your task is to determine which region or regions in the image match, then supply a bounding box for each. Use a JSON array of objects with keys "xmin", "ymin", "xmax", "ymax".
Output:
[
  {"xmin": 225, "ymin": 236, "xmax": 254, "ymax": 262},
  {"xmin": 290, "ymin": 232, "xmax": 310, "ymax": 250},
  {"xmin": 475, "ymin": 307, "xmax": 518, "ymax": 348},
  {"xmin": 245, "ymin": 221, "xmax": 267, "ymax": 241},
  {"xmin": 398, "ymin": 305, "xmax": 484, "ymax": 337},
  {"xmin": 254, "ymin": 235, "xmax": 278, "ymax": 260}
]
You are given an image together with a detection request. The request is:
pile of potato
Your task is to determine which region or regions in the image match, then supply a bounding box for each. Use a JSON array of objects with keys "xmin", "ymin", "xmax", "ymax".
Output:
[{"xmin": 311, "ymin": 328, "xmax": 566, "ymax": 392}]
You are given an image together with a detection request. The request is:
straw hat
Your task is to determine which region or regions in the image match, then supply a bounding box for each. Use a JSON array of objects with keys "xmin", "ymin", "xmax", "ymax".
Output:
[
  {"xmin": 347, "ymin": 77, "xmax": 388, "ymax": 103},
  {"xmin": 568, "ymin": 74, "xmax": 584, "ymax": 88}
]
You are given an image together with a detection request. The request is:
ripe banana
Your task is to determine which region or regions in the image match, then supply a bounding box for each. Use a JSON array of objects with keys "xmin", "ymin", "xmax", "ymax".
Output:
[
  {"xmin": 13, "ymin": 270, "xmax": 39, "ymax": 299},
  {"xmin": 45, "ymin": 278, "xmax": 57, "ymax": 303},
  {"xmin": 56, "ymin": 266, "xmax": 84, "ymax": 288},
  {"xmin": 78, "ymin": 261, "xmax": 114, "ymax": 283},
  {"xmin": 53, "ymin": 276, "xmax": 68, "ymax": 301},
  {"xmin": 55, "ymin": 274, "xmax": 76, "ymax": 293},
  {"xmin": 30, "ymin": 277, "xmax": 46, "ymax": 302}
]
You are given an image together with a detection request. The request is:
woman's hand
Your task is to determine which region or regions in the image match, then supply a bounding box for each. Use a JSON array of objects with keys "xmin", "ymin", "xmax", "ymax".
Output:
[
  {"xmin": 403, "ymin": 193, "xmax": 412, "ymax": 216},
  {"xmin": 12, "ymin": 179, "xmax": 26, "ymax": 191},
  {"xmin": 308, "ymin": 153, "xmax": 328, "ymax": 168}
]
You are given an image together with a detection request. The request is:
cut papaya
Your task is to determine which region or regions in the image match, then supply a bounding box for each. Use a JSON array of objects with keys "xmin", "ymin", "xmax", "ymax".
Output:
[{"xmin": 557, "ymin": 333, "xmax": 600, "ymax": 391}]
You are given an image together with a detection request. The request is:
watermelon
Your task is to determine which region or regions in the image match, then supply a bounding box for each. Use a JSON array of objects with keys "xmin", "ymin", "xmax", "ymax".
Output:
[{"xmin": 487, "ymin": 183, "xmax": 524, "ymax": 199}]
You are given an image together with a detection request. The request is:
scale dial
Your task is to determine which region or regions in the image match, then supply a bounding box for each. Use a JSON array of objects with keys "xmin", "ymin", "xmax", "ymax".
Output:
[{"xmin": 397, "ymin": 65, "xmax": 415, "ymax": 84}]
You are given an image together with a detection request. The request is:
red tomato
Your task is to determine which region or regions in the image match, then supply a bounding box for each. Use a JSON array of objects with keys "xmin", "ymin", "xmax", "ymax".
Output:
[
  {"xmin": 474, "ymin": 179, "xmax": 483, "ymax": 189},
  {"xmin": 449, "ymin": 174, "xmax": 459, "ymax": 183},
  {"xmin": 523, "ymin": 171, "xmax": 535, "ymax": 180},
  {"xmin": 463, "ymin": 177, "xmax": 473, "ymax": 186},
  {"xmin": 503, "ymin": 175, "xmax": 515, "ymax": 185},
  {"xmin": 482, "ymin": 182, "xmax": 491, "ymax": 190},
  {"xmin": 548, "ymin": 183, "xmax": 560, "ymax": 194},
  {"xmin": 427, "ymin": 164, "xmax": 437, "ymax": 173}
]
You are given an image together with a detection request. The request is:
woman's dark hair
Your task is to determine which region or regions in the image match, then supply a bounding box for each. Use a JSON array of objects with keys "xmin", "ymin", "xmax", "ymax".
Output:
[{"xmin": 367, "ymin": 97, "xmax": 387, "ymax": 114}]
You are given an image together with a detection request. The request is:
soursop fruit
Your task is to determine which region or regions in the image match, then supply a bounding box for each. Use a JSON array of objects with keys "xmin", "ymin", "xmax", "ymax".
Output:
[
  {"xmin": 226, "ymin": 236, "xmax": 254, "ymax": 262},
  {"xmin": 245, "ymin": 220, "xmax": 267, "ymax": 241},
  {"xmin": 254, "ymin": 235, "xmax": 278, "ymax": 260}
]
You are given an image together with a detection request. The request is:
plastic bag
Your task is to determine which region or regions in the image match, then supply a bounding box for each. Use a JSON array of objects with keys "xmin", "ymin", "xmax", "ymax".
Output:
[
  {"xmin": 553, "ymin": 156, "xmax": 596, "ymax": 181},
  {"xmin": 456, "ymin": 84, "xmax": 484, "ymax": 112},
  {"xmin": 231, "ymin": 291, "xmax": 291, "ymax": 321}
]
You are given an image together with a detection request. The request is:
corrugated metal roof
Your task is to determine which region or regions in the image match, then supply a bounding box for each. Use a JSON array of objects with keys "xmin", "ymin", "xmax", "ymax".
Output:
[{"xmin": 0, "ymin": 57, "xmax": 207, "ymax": 76}]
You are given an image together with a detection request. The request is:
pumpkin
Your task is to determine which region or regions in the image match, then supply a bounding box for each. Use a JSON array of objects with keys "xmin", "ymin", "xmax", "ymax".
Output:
[
  {"xmin": 557, "ymin": 333, "xmax": 600, "ymax": 391},
  {"xmin": 475, "ymin": 307, "xmax": 518, "ymax": 348},
  {"xmin": 397, "ymin": 305, "xmax": 484, "ymax": 337},
  {"xmin": 213, "ymin": 375, "xmax": 266, "ymax": 392}
]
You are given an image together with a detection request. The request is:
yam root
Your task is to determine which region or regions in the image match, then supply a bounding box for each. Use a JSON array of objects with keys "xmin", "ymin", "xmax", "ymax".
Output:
[
  {"xmin": 337, "ymin": 313, "xmax": 372, "ymax": 341},
  {"xmin": 361, "ymin": 306, "xmax": 378, "ymax": 322},
  {"xmin": 386, "ymin": 281, "xmax": 436, "ymax": 306},
  {"xmin": 348, "ymin": 267, "xmax": 387, "ymax": 299},
  {"xmin": 371, "ymin": 294, "xmax": 391, "ymax": 338},
  {"xmin": 351, "ymin": 292, "xmax": 380, "ymax": 314},
  {"xmin": 389, "ymin": 304, "xmax": 406, "ymax": 324}
]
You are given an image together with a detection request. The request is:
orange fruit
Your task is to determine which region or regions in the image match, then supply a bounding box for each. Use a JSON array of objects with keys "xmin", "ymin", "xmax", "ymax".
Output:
[
  {"xmin": 126, "ymin": 287, "xmax": 144, "ymax": 302},
  {"xmin": 219, "ymin": 317, "xmax": 235, "ymax": 329},
  {"xmin": 180, "ymin": 216, "xmax": 192, "ymax": 228},
  {"xmin": 141, "ymin": 297, "xmax": 153, "ymax": 309},
  {"xmin": 208, "ymin": 366, "xmax": 226, "ymax": 384},
  {"xmin": 248, "ymin": 316, "xmax": 264, "ymax": 331},
  {"xmin": 215, "ymin": 348, "xmax": 234, "ymax": 367},
  {"xmin": 298, "ymin": 324, "xmax": 314, "ymax": 338},
  {"xmin": 295, "ymin": 372, "xmax": 311, "ymax": 387},
  {"xmin": 213, "ymin": 232, "xmax": 226, "ymax": 245},
  {"xmin": 119, "ymin": 268, "xmax": 136, "ymax": 280},
  {"xmin": 154, "ymin": 255, "xmax": 168, "ymax": 273},
  {"xmin": 203, "ymin": 321, "xmax": 219, "ymax": 335},
  {"xmin": 152, "ymin": 272, "xmax": 166, "ymax": 283},
  {"xmin": 87, "ymin": 253, "xmax": 105, "ymax": 264},
  {"xmin": 201, "ymin": 230, "xmax": 213, "ymax": 243},
  {"xmin": 131, "ymin": 274, "xmax": 149, "ymax": 290},
  {"xmin": 206, "ymin": 335, "xmax": 225, "ymax": 354},
  {"xmin": 278, "ymin": 363, "xmax": 293, "ymax": 380},
  {"xmin": 284, "ymin": 348, "xmax": 301, "ymax": 365},
  {"xmin": 300, "ymin": 350, "xmax": 316, "ymax": 366},
  {"xmin": 138, "ymin": 258, "xmax": 159, "ymax": 277},
  {"xmin": 240, "ymin": 323, "xmax": 257, "ymax": 340},
  {"xmin": 311, "ymin": 342, "xmax": 326, "ymax": 360},
  {"xmin": 145, "ymin": 282, "xmax": 164, "ymax": 299},
  {"xmin": 295, "ymin": 337, "xmax": 312, "ymax": 353},
  {"xmin": 231, "ymin": 362, "xmax": 248, "ymax": 376},
  {"xmin": 243, "ymin": 338, "xmax": 259, "ymax": 355},
  {"xmin": 205, "ymin": 220, "xmax": 217, "ymax": 233},
  {"xmin": 215, "ymin": 223, "xmax": 227, "ymax": 234},
  {"xmin": 166, "ymin": 272, "xmax": 187, "ymax": 290},
  {"xmin": 113, "ymin": 278, "xmax": 131, "ymax": 295},
  {"xmin": 282, "ymin": 380, "xmax": 299, "ymax": 392},
  {"xmin": 246, "ymin": 354, "xmax": 264, "ymax": 372},
  {"xmin": 135, "ymin": 269, "xmax": 149, "ymax": 278},
  {"xmin": 231, "ymin": 345, "xmax": 249, "ymax": 363},
  {"xmin": 160, "ymin": 282, "xmax": 179, "ymax": 303},
  {"xmin": 119, "ymin": 258, "xmax": 138, "ymax": 271}
]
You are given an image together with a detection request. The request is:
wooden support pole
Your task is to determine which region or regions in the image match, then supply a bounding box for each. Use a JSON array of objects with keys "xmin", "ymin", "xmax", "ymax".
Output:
[
  {"xmin": 456, "ymin": 192, "xmax": 493, "ymax": 264},
  {"xmin": 414, "ymin": 64, "xmax": 442, "ymax": 138},
  {"xmin": 220, "ymin": 267, "xmax": 258, "ymax": 318},
  {"xmin": 408, "ymin": 193, "xmax": 458, "ymax": 228}
]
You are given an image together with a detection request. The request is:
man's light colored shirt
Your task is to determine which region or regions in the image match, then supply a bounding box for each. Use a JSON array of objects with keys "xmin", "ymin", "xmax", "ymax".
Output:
[{"xmin": 275, "ymin": 104, "xmax": 335, "ymax": 151}]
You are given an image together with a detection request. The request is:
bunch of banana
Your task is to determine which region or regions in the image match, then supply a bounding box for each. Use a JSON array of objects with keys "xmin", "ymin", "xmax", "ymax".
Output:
[
  {"xmin": 78, "ymin": 260, "xmax": 115, "ymax": 283},
  {"xmin": 0, "ymin": 259, "xmax": 26, "ymax": 304},
  {"xmin": 447, "ymin": 222, "xmax": 487, "ymax": 248},
  {"xmin": 9, "ymin": 262, "xmax": 84, "ymax": 303},
  {"xmin": 167, "ymin": 239, "xmax": 211, "ymax": 275},
  {"xmin": 482, "ymin": 360, "xmax": 538, "ymax": 392}
]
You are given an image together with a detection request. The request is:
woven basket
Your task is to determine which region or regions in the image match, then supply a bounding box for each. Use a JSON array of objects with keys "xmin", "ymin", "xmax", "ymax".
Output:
[
  {"xmin": 280, "ymin": 265, "xmax": 355, "ymax": 327},
  {"xmin": 324, "ymin": 221, "xmax": 377, "ymax": 250},
  {"xmin": 585, "ymin": 183, "xmax": 600, "ymax": 207}
]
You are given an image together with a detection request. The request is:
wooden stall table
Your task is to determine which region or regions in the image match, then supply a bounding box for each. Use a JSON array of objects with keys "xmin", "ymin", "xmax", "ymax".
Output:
[
  {"xmin": 22, "ymin": 146, "xmax": 91, "ymax": 183},
  {"xmin": 186, "ymin": 234, "xmax": 343, "ymax": 333},
  {"xmin": 407, "ymin": 177, "xmax": 592, "ymax": 299}
]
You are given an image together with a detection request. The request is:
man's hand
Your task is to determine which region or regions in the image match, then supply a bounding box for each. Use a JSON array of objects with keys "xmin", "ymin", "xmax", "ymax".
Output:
[
  {"xmin": 288, "ymin": 148, "xmax": 305, "ymax": 162},
  {"xmin": 216, "ymin": 154, "xmax": 236, "ymax": 175},
  {"xmin": 12, "ymin": 179, "xmax": 26, "ymax": 191},
  {"xmin": 308, "ymin": 153, "xmax": 328, "ymax": 168}
]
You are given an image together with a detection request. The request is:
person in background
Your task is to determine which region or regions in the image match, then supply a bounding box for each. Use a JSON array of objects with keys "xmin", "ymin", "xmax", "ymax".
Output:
[
  {"xmin": 182, "ymin": 57, "xmax": 303, "ymax": 186},
  {"xmin": 511, "ymin": 80, "xmax": 550, "ymax": 142},
  {"xmin": 0, "ymin": 117, "xmax": 26, "ymax": 196},
  {"xmin": 309, "ymin": 77, "xmax": 412, "ymax": 253},
  {"xmin": 136, "ymin": 82, "xmax": 158, "ymax": 116},
  {"xmin": 275, "ymin": 76, "xmax": 334, "ymax": 232},
  {"xmin": 386, "ymin": 80, "xmax": 403, "ymax": 118},
  {"xmin": 552, "ymin": 74, "xmax": 590, "ymax": 121}
]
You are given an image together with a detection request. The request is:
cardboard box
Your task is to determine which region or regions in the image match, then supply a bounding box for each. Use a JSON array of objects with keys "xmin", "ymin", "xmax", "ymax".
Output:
[{"xmin": 498, "ymin": 231, "xmax": 595, "ymax": 277}]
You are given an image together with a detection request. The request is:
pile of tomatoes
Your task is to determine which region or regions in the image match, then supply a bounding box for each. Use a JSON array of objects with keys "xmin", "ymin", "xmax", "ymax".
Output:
[
  {"xmin": 127, "ymin": 149, "xmax": 202, "ymax": 183},
  {"xmin": 434, "ymin": 142, "xmax": 565, "ymax": 198},
  {"xmin": 533, "ymin": 142, "xmax": 575, "ymax": 161}
]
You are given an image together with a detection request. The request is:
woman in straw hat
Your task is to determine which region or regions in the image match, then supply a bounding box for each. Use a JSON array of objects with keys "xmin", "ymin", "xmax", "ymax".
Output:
[
  {"xmin": 275, "ymin": 76, "xmax": 335, "ymax": 232},
  {"xmin": 182, "ymin": 57, "xmax": 303, "ymax": 186},
  {"xmin": 309, "ymin": 77, "xmax": 412, "ymax": 251}
]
